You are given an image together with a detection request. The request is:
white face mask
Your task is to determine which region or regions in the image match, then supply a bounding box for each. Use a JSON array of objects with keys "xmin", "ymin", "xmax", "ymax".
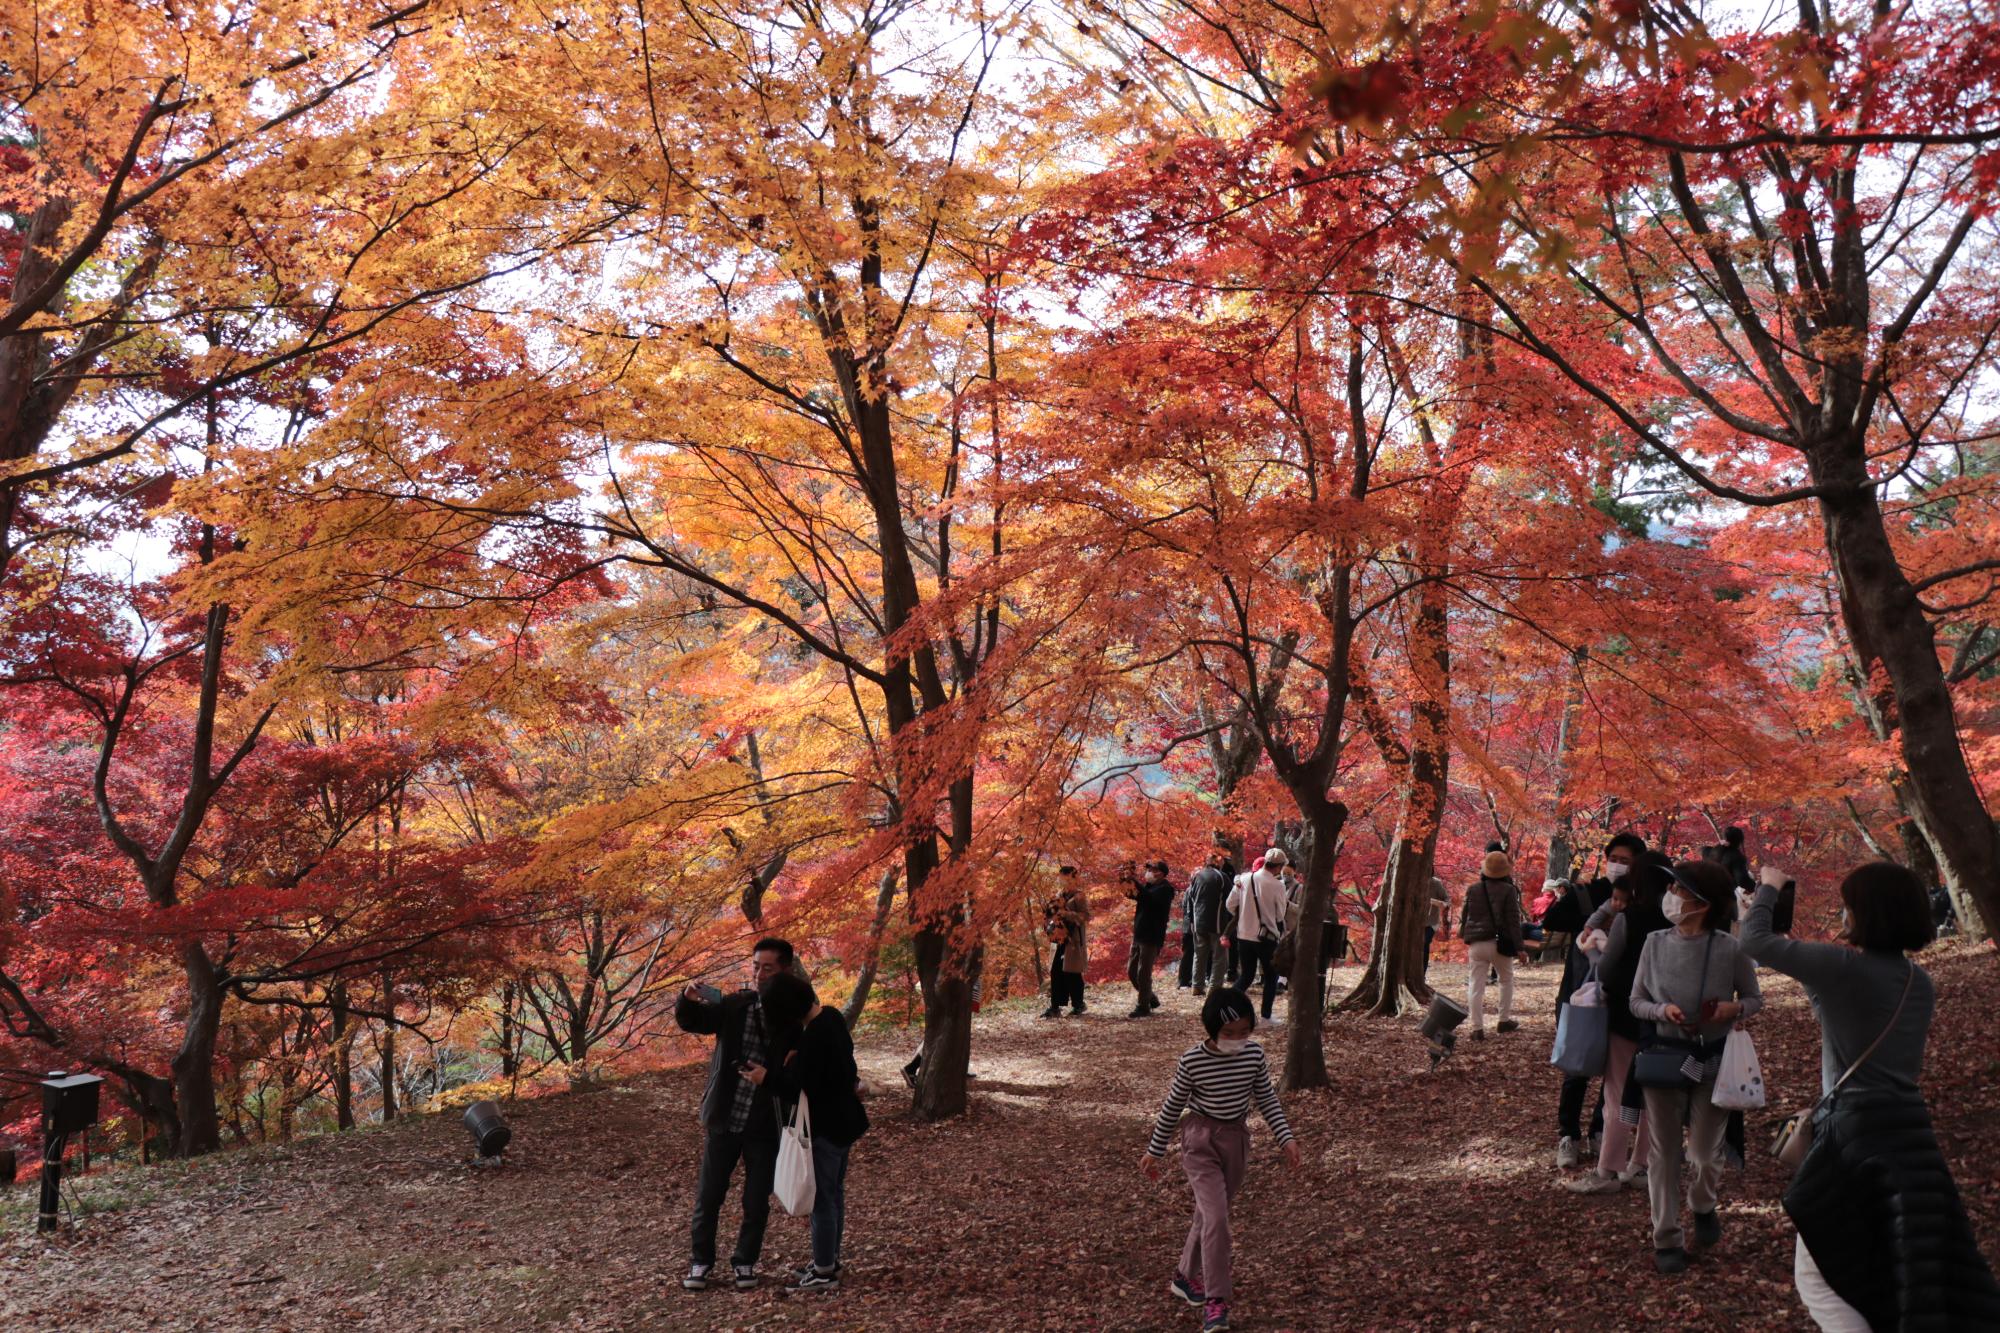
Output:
[
  {"xmin": 1214, "ymin": 1036, "xmax": 1249, "ymax": 1055},
  {"xmin": 1663, "ymin": 893, "xmax": 1701, "ymax": 925},
  {"xmin": 1605, "ymin": 861, "xmax": 1630, "ymax": 882}
]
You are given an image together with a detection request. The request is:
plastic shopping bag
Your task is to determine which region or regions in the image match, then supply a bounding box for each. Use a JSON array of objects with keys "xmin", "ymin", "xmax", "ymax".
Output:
[
  {"xmin": 773, "ymin": 1096, "xmax": 816, "ymax": 1216},
  {"xmin": 1711, "ymin": 1027, "xmax": 1767, "ymax": 1110}
]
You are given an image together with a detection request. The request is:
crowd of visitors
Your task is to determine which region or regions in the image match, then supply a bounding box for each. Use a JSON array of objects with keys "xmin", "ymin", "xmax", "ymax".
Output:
[{"xmin": 667, "ymin": 828, "xmax": 1998, "ymax": 1332}]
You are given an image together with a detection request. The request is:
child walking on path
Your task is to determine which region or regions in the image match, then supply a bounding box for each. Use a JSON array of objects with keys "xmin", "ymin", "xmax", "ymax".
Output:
[{"xmin": 1141, "ymin": 988, "xmax": 1302, "ymax": 1333}]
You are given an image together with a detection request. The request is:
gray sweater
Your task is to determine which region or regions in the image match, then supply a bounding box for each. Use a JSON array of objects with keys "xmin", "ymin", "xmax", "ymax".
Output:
[
  {"xmin": 1629, "ymin": 926, "xmax": 1762, "ymax": 1045},
  {"xmin": 1740, "ymin": 884, "xmax": 1932, "ymax": 1096}
]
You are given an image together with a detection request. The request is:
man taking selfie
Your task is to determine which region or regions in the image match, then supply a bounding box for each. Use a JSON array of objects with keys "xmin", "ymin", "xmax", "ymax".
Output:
[{"xmin": 674, "ymin": 937, "xmax": 795, "ymax": 1292}]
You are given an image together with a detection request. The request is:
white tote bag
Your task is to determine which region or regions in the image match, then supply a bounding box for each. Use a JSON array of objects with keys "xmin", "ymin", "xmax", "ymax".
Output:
[
  {"xmin": 1711, "ymin": 1027, "xmax": 1767, "ymax": 1110},
  {"xmin": 773, "ymin": 1096, "xmax": 816, "ymax": 1216}
]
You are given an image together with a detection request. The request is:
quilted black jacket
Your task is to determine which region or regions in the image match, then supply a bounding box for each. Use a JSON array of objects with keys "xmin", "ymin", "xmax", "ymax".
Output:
[{"xmin": 1786, "ymin": 1087, "xmax": 2000, "ymax": 1331}]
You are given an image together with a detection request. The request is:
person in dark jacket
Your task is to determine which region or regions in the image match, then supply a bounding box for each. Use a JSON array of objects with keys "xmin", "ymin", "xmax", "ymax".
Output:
[
  {"xmin": 746, "ymin": 972, "xmax": 870, "ymax": 1294},
  {"xmin": 673, "ymin": 937, "xmax": 795, "ymax": 1291},
  {"xmin": 1744, "ymin": 860, "xmax": 2000, "ymax": 1330},
  {"xmin": 1128, "ymin": 861, "xmax": 1175, "ymax": 1016},
  {"xmin": 1546, "ymin": 832, "xmax": 1642, "ymax": 1168},
  {"xmin": 1567, "ymin": 850, "xmax": 1670, "ymax": 1196},
  {"xmin": 1179, "ymin": 853, "xmax": 1229, "ymax": 992}
]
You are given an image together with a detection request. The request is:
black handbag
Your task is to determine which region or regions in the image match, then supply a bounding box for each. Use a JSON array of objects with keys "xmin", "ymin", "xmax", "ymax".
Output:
[{"xmin": 1634, "ymin": 933, "xmax": 1715, "ymax": 1087}]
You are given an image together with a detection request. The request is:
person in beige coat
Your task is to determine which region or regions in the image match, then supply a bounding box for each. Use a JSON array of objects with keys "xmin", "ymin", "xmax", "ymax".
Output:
[{"xmin": 1042, "ymin": 867, "xmax": 1091, "ymax": 1017}]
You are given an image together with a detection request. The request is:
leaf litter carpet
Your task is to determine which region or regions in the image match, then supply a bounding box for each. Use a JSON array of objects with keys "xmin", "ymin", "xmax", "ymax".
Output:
[{"xmin": 4, "ymin": 944, "xmax": 1997, "ymax": 1331}]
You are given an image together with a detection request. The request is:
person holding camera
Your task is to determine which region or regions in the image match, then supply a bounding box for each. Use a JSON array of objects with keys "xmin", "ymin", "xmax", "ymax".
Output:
[
  {"xmin": 1042, "ymin": 867, "xmax": 1090, "ymax": 1018},
  {"xmin": 1127, "ymin": 860, "xmax": 1176, "ymax": 1017},
  {"xmin": 673, "ymin": 937, "xmax": 796, "ymax": 1292},
  {"xmin": 1743, "ymin": 862, "xmax": 2000, "ymax": 1329}
]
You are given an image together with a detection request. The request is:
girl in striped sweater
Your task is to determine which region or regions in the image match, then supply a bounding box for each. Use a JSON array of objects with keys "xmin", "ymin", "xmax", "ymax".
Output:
[{"xmin": 1141, "ymin": 987, "xmax": 1301, "ymax": 1333}]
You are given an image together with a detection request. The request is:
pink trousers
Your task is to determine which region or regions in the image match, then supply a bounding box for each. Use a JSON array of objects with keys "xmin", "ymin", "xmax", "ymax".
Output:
[{"xmin": 1179, "ymin": 1114, "xmax": 1250, "ymax": 1301}]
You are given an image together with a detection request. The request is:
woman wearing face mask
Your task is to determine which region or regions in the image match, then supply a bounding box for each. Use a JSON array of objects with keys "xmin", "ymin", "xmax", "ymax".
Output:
[
  {"xmin": 1566, "ymin": 845, "xmax": 1667, "ymax": 1196},
  {"xmin": 1627, "ymin": 860, "xmax": 1761, "ymax": 1273},
  {"xmin": 1546, "ymin": 832, "xmax": 1644, "ymax": 1170},
  {"xmin": 1742, "ymin": 861, "xmax": 2000, "ymax": 1330}
]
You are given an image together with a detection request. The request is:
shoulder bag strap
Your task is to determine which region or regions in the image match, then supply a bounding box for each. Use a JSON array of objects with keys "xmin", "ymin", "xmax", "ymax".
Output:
[{"xmin": 1824, "ymin": 961, "xmax": 1916, "ymax": 1101}]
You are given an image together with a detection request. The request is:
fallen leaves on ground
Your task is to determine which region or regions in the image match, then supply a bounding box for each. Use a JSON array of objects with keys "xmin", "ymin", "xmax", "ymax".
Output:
[{"xmin": 3, "ymin": 943, "xmax": 1997, "ymax": 1331}]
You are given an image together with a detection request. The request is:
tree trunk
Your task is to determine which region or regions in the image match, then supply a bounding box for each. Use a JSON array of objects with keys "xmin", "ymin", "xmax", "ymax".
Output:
[
  {"xmin": 1544, "ymin": 653, "xmax": 1587, "ymax": 882},
  {"xmin": 841, "ymin": 869, "xmax": 901, "ymax": 1029},
  {"xmin": 1279, "ymin": 796, "xmax": 1348, "ymax": 1091},
  {"xmin": 1344, "ymin": 567, "xmax": 1453, "ymax": 1016},
  {"xmin": 1817, "ymin": 471, "xmax": 1998, "ymax": 940},
  {"xmin": 1343, "ymin": 746, "xmax": 1449, "ymax": 1017},
  {"xmin": 378, "ymin": 972, "xmax": 397, "ymax": 1122},
  {"xmin": 331, "ymin": 982, "xmax": 354, "ymax": 1131},
  {"xmin": 170, "ymin": 941, "xmax": 226, "ymax": 1156},
  {"xmin": 910, "ymin": 775, "xmax": 976, "ymax": 1120}
]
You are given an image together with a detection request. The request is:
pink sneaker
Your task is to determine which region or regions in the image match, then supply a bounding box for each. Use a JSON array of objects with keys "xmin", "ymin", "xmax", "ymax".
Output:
[
  {"xmin": 1202, "ymin": 1298, "xmax": 1231, "ymax": 1332},
  {"xmin": 1169, "ymin": 1272, "xmax": 1204, "ymax": 1306}
]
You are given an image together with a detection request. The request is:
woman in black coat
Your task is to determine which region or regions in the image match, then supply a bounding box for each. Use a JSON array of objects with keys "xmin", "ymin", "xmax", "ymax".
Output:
[
  {"xmin": 1743, "ymin": 861, "xmax": 2000, "ymax": 1330},
  {"xmin": 745, "ymin": 972, "xmax": 870, "ymax": 1293}
]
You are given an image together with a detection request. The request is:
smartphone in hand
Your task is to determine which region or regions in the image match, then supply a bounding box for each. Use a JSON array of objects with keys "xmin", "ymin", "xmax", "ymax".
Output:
[{"xmin": 1774, "ymin": 881, "xmax": 1797, "ymax": 935}]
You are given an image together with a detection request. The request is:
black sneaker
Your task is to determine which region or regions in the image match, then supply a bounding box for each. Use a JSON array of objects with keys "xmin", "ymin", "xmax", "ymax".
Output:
[
  {"xmin": 1693, "ymin": 1211, "xmax": 1722, "ymax": 1248},
  {"xmin": 1129, "ymin": 1006, "xmax": 1151, "ymax": 1018},
  {"xmin": 1169, "ymin": 1273, "xmax": 1205, "ymax": 1306},
  {"xmin": 1147, "ymin": 994, "xmax": 1162, "ymax": 1010},
  {"xmin": 1072, "ymin": 1003, "xmax": 1087, "ymax": 1015},
  {"xmin": 1654, "ymin": 1247, "xmax": 1689, "ymax": 1275},
  {"xmin": 789, "ymin": 1266, "xmax": 840, "ymax": 1294},
  {"xmin": 681, "ymin": 1264, "xmax": 713, "ymax": 1291},
  {"xmin": 1040, "ymin": 1006, "xmax": 1062, "ymax": 1019},
  {"xmin": 1497, "ymin": 1019, "xmax": 1520, "ymax": 1033},
  {"xmin": 733, "ymin": 1264, "xmax": 757, "ymax": 1290}
]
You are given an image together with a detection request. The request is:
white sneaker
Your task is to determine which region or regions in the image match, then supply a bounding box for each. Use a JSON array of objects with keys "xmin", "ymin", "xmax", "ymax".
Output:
[
  {"xmin": 1564, "ymin": 1172, "xmax": 1623, "ymax": 1195},
  {"xmin": 1556, "ymin": 1136, "xmax": 1580, "ymax": 1169}
]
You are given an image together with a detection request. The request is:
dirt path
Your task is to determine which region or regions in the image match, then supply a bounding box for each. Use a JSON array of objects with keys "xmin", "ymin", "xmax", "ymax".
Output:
[{"xmin": 4, "ymin": 944, "xmax": 1996, "ymax": 1331}]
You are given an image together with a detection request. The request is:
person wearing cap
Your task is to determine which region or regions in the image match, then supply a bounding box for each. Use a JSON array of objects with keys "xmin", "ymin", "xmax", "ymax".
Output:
[
  {"xmin": 1628, "ymin": 859, "xmax": 1762, "ymax": 1274},
  {"xmin": 1224, "ymin": 849, "xmax": 1290, "ymax": 1020},
  {"xmin": 1460, "ymin": 849, "xmax": 1524, "ymax": 1039}
]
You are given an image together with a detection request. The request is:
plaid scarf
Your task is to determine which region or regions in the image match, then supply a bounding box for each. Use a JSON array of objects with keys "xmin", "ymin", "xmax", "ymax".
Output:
[{"xmin": 725, "ymin": 1001, "xmax": 768, "ymax": 1133}]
